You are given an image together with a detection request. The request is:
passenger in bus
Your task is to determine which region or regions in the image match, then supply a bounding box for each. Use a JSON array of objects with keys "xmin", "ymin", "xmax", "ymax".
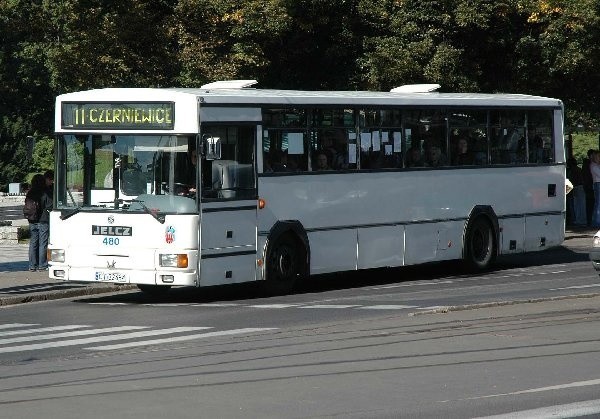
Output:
[
  {"xmin": 315, "ymin": 151, "xmax": 332, "ymax": 171},
  {"xmin": 331, "ymin": 129, "xmax": 350, "ymax": 169},
  {"xmin": 452, "ymin": 138, "xmax": 474, "ymax": 165},
  {"xmin": 425, "ymin": 144, "xmax": 447, "ymax": 167},
  {"xmin": 405, "ymin": 147, "xmax": 424, "ymax": 167},
  {"xmin": 272, "ymin": 150, "xmax": 290, "ymax": 172}
]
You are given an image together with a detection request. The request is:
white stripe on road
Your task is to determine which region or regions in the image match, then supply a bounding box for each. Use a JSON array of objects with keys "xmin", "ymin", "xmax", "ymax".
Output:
[
  {"xmin": 0, "ymin": 323, "xmax": 38, "ymax": 330},
  {"xmin": 87, "ymin": 328, "xmax": 278, "ymax": 351},
  {"xmin": 0, "ymin": 327, "xmax": 209, "ymax": 353},
  {"xmin": 473, "ymin": 399, "xmax": 600, "ymax": 419},
  {"xmin": 248, "ymin": 304, "xmax": 299, "ymax": 309},
  {"xmin": 462, "ymin": 378, "xmax": 600, "ymax": 401},
  {"xmin": 550, "ymin": 283, "xmax": 600, "ymax": 291},
  {"xmin": 356, "ymin": 305, "xmax": 418, "ymax": 310},
  {"xmin": 0, "ymin": 326, "xmax": 149, "ymax": 345},
  {"xmin": 300, "ymin": 305, "xmax": 361, "ymax": 309},
  {"xmin": 0, "ymin": 324, "xmax": 89, "ymax": 337}
]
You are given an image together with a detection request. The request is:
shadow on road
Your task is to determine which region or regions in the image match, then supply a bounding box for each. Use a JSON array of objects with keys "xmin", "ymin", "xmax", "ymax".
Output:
[{"xmin": 74, "ymin": 245, "xmax": 593, "ymax": 306}]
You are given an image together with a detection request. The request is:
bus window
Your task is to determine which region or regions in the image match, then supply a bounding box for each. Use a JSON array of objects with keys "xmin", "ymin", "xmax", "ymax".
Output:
[
  {"xmin": 490, "ymin": 111, "xmax": 526, "ymax": 165},
  {"xmin": 263, "ymin": 108, "xmax": 308, "ymax": 173},
  {"xmin": 312, "ymin": 108, "xmax": 356, "ymax": 171},
  {"xmin": 528, "ymin": 110, "xmax": 554, "ymax": 163},
  {"xmin": 201, "ymin": 125, "xmax": 256, "ymax": 200},
  {"xmin": 449, "ymin": 110, "xmax": 488, "ymax": 166},
  {"xmin": 403, "ymin": 110, "xmax": 448, "ymax": 168}
]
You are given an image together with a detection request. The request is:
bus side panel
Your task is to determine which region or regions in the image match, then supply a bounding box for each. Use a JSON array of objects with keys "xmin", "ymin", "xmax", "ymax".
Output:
[
  {"xmin": 404, "ymin": 224, "xmax": 438, "ymax": 265},
  {"xmin": 199, "ymin": 254, "xmax": 257, "ymax": 286},
  {"xmin": 435, "ymin": 221, "xmax": 464, "ymax": 261},
  {"xmin": 524, "ymin": 214, "xmax": 565, "ymax": 252},
  {"xmin": 499, "ymin": 218, "xmax": 525, "ymax": 254},
  {"xmin": 357, "ymin": 226, "xmax": 404, "ymax": 269},
  {"xmin": 309, "ymin": 230, "xmax": 357, "ymax": 275}
]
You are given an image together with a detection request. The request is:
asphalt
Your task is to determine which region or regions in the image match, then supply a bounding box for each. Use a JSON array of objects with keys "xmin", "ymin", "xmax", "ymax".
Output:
[{"xmin": 0, "ymin": 216, "xmax": 596, "ymax": 306}]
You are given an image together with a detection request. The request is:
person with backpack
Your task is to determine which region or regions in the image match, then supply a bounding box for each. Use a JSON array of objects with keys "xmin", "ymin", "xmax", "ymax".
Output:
[{"xmin": 24, "ymin": 174, "xmax": 52, "ymax": 271}]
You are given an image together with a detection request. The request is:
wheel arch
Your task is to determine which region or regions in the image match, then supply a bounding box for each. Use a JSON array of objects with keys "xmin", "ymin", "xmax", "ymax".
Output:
[
  {"xmin": 462, "ymin": 205, "xmax": 499, "ymax": 259},
  {"xmin": 264, "ymin": 220, "xmax": 310, "ymax": 278}
]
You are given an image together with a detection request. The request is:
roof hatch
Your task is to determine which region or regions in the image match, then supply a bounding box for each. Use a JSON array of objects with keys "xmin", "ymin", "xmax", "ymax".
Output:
[
  {"xmin": 200, "ymin": 80, "xmax": 258, "ymax": 89},
  {"xmin": 390, "ymin": 84, "xmax": 441, "ymax": 93}
]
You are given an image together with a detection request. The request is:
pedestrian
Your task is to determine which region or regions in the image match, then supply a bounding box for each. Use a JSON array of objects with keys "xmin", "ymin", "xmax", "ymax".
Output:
[
  {"xmin": 25, "ymin": 174, "xmax": 52, "ymax": 271},
  {"xmin": 567, "ymin": 157, "xmax": 586, "ymax": 226},
  {"xmin": 590, "ymin": 151, "xmax": 600, "ymax": 227},
  {"xmin": 43, "ymin": 169, "xmax": 54, "ymax": 199},
  {"xmin": 582, "ymin": 149, "xmax": 595, "ymax": 225}
]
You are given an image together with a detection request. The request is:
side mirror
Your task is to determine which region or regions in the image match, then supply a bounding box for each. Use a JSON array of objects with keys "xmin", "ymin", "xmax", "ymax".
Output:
[{"xmin": 203, "ymin": 135, "xmax": 221, "ymax": 160}]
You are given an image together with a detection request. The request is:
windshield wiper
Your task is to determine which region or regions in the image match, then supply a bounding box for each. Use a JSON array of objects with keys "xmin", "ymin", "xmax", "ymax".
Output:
[
  {"xmin": 98, "ymin": 198, "xmax": 165, "ymax": 224},
  {"xmin": 129, "ymin": 198, "xmax": 165, "ymax": 224},
  {"xmin": 60, "ymin": 188, "xmax": 82, "ymax": 220}
]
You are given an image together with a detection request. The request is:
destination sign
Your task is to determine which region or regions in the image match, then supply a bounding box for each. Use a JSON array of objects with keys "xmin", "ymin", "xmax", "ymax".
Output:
[{"xmin": 62, "ymin": 102, "xmax": 174, "ymax": 130}]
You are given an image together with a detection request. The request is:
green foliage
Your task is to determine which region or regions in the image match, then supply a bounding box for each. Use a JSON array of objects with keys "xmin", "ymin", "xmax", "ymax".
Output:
[
  {"xmin": 31, "ymin": 137, "xmax": 54, "ymax": 173},
  {"xmin": 571, "ymin": 132, "xmax": 600, "ymax": 163}
]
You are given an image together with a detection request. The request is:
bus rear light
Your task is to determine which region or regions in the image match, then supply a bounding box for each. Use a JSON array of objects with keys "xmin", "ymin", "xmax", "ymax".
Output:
[
  {"xmin": 258, "ymin": 198, "xmax": 266, "ymax": 209},
  {"xmin": 49, "ymin": 249, "xmax": 65, "ymax": 263},
  {"xmin": 54, "ymin": 270, "xmax": 65, "ymax": 278},
  {"xmin": 159, "ymin": 254, "xmax": 188, "ymax": 268}
]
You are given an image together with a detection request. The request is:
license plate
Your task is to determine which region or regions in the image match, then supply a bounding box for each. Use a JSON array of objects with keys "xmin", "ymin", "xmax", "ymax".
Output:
[{"xmin": 95, "ymin": 271, "xmax": 127, "ymax": 282}]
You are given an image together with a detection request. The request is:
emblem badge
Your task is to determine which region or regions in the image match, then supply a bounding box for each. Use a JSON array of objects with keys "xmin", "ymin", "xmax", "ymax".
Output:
[
  {"xmin": 106, "ymin": 260, "xmax": 117, "ymax": 269},
  {"xmin": 165, "ymin": 226, "xmax": 175, "ymax": 244},
  {"xmin": 108, "ymin": 215, "xmax": 115, "ymax": 224}
]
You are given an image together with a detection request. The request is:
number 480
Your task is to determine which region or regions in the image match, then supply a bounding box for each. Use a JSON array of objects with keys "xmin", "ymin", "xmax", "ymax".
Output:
[{"xmin": 103, "ymin": 237, "xmax": 120, "ymax": 246}]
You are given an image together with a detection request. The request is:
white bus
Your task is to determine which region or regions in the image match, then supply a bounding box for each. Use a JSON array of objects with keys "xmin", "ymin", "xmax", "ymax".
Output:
[{"xmin": 49, "ymin": 81, "xmax": 565, "ymax": 295}]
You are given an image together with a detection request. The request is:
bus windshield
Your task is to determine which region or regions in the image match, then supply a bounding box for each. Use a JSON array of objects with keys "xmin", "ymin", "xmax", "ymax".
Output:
[{"xmin": 56, "ymin": 134, "xmax": 197, "ymax": 214}]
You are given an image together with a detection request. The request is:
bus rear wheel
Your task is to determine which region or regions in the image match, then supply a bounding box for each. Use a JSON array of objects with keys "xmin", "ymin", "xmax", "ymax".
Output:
[
  {"xmin": 137, "ymin": 284, "xmax": 171, "ymax": 297},
  {"xmin": 264, "ymin": 234, "xmax": 303, "ymax": 295},
  {"xmin": 464, "ymin": 217, "xmax": 496, "ymax": 270}
]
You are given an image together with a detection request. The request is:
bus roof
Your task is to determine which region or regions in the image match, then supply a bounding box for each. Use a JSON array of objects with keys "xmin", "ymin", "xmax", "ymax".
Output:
[{"xmin": 57, "ymin": 87, "xmax": 563, "ymax": 108}]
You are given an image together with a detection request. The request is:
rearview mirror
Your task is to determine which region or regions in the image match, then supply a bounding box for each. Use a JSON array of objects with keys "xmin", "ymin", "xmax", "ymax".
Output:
[{"xmin": 203, "ymin": 135, "xmax": 221, "ymax": 160}]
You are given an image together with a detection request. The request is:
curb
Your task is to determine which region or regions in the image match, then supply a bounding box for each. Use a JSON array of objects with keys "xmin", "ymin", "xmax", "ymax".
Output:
[
  {"xmin": 408, "ymin": 292, "xmax": 600, "ymax": 316},
  {"xmin": 0, "ymin": 284, "xmax": 137, "ymax": 307}
]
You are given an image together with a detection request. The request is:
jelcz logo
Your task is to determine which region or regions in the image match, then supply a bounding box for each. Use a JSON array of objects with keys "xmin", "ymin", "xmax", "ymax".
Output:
[{"xmin": 92, "ymin": 225, "xmax": 133, "ymax": 236}]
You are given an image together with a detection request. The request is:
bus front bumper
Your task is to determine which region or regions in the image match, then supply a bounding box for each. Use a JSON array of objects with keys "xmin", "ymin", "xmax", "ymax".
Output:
[{"xmin": 49, "ymin": 265, "xmax": 198, "ymax": 287}]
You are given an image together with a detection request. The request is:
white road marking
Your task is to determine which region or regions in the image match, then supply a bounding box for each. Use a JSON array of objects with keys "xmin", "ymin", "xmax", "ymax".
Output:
[
  {"xmin": 0, "ymin": 327, "xmax": 208, "ymax": 353},
  {"xmin": 416, "ymin": 306, "xmax": 447, "ymax": 310},
  {"xmin": 356, "ymin": 305, "xmax": 418, "ymax": 310},
  {"xmin": 473, "ymin": 399, "xmax": 600, "ymax": 419},
  {"xmin": 369, "ymin": 280, "xmax": 454, "ymax": 290},
  {"xmin": 0, "ymin": 323, "xmax": 38, "ymax": 330},
  {"xmin": 550, "ymin": 283, "xmax": 600, "ymax": 291},
  {"xmin": 457, "ymin": 378, "xmax": 600, "ymax": 401},
  {"xmin": 193, "ymin": 303, "xmax": 241, "ymax": 307},
  {"xmin": 300, "ymin": 304, "xmax": 361, "ymax": 309},
  {"xmin": 0, "ymin": 326, "xmax": 149, "ymax": 345},
  {"xmin": 0, "ymin": 324, "xmax": 89, "ymax": 337},
  {"xmin": 247, "ymin": 304, "xmax": 299, "ymax": 309},
  {"xmin": 87, "ymin": 328, "xmax": 278, "ymax": 351}
]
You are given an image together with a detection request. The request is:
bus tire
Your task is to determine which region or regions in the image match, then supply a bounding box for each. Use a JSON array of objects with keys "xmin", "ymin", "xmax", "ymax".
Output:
[
  {"xmin": 263, "ymin": 233, "xmax": 304, "ymax": 295},
  {"xmin": 464, "ymin": 216, "xmax": 496, "ymax": 271},
  {"xmin": 137, "ymin": 284, "xmax": 171, "ymax": 297}
]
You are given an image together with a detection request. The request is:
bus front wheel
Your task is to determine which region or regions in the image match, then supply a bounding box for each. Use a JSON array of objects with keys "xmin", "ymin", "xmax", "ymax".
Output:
[
  {"xmin": 264, "ymin": 234, "xmax": 303, "ymax": 295},
  {"xmin": 464, "ymin": 217, "xmax": 496, "ymax": 270}
]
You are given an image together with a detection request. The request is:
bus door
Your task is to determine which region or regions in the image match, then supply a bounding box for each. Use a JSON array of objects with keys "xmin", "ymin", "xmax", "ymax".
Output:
[{"xmin": 198, "ymin": 124, "xmax": 258, "ymax": 286}]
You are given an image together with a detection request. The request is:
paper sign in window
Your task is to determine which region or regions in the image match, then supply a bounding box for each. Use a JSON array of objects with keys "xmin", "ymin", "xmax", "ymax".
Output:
[
  {"xmin": 393, "ymin": 132, "xmax": 401, "ymax": 152},
  {"xmin": 372, "ymin": 131, "xmax": 381, "ymax": 151},
  {"xmin": 287, "ymin": 133, "xmax": 304, "ymax": 155},
  {"xmin": 360, "ymin": 133, "xmax": 371, "ymax": 151},
  {"xmin": 348, "ymin": 144, "xmax": 357, "ymax": 164}
]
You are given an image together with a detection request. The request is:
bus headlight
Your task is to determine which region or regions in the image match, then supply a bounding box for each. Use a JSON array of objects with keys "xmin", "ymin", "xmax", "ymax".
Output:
[
  {"xmin": 159, "ymin": 254, "xmax": 188, "ymax": 268},
  {"xmin": 49, "ymin": 249, "xmax": 65, "ymax": 263}
]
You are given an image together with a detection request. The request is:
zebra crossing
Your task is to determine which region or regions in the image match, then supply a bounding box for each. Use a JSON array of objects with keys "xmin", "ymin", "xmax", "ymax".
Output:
[{"xmin": 0, "ymin": 323, "xmax": 276, "ymax": 354}]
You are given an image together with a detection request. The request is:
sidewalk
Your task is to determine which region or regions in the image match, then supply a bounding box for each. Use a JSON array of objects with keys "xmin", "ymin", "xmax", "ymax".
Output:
[
  {"xmin": 0, "ymin": 224, "xmax": 596, "ymax": 306},
  {"xmin": 0, "ymin": 244, "xmax": 134, "ymax": 306}
]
